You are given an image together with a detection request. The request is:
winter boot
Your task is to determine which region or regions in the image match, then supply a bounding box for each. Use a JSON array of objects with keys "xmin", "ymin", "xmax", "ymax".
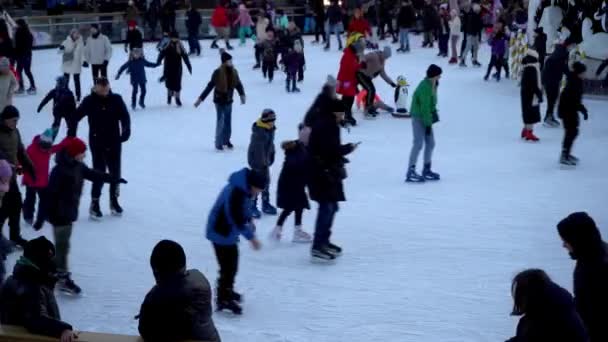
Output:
[
  {"xmin": 269, "ymin": 225, "xmax": 282, "ymax": 241},
  {"xmin": 231, "ymin": 290, "xmax": 243, "ymax": 303},
  {"xmin": 33, "ymin": 220, "xmax": 44, "ymax": 231},
  {"xmin": 226, "ymin": 42, "xmax": 234, "ymax": 50},
  {"xmin": 327, "ymin": 242, "xmax": 343, "ymax": 256},
  {"xmin": 110, "ymin": 196, "xmax": 123, "ymax": 216},
  {"xmin": 262, "ymin": 201, "xmax": 277, "ymax": 215},
  {"xmin": 225, "ymin": 141, "xmax": 234, "ymax": 150},
  {"xmin": 167, "ymin": 92, "xmax": 172, "ymax": 105},
  {"xmin": 459, "ymin": 60, "xmax": 467, "ymax": 67},
  {"xmin": 406, "ymin": 166, "xmax": 425, "ymax": 183},
  {"xmin": 253, "ymin": 63, "xmax": 261, "ymax": 69},
  {"xmin": 139, "ymin": 99, "xmax": 146, "ymax": 109},
  {"xmin": 483, "ymin": 75, "xmax": 489, "ymax": 81},
  {"xmin": 345, "ymin": 115, "xmax": 357, "ymax": 127},
  {"xmin": 286, "ymin": 80, "xmax": 291, "ymax": 93},
  {"xmin": 90, "ymin": 199, "xmax": 103, "ymax": 220},
  {"xmin": 131, "ymin": 101, "xmax": 136, "ymax": 110},
  {"xmin": 311, "ymin": 245, "xmax": 336, "ymax": 262},
  {"xmin": 292, "ymin": 82, "xmax": 301, "ymax": 93},
  {"xmin": 449, "ymin": 57, "xmax": 457, "ymax": 64},
  {"xmin": 422, "ymin": 163, "xmax": 440, "ymax": 181},
  {"xmin": 524, "ymin": 129, "xmax": 539, "ymax": 142},
  {"xmin": 366, "ymin": 107, "xmax": 379, "ymax": 118},
  {"xmin": 292, "ymin": 226, "xmax": 312, "ymax": 243},
  {"xmin": 521, "ymin": 128, "xmax": 528, "ymax": 139},
  {"xmin": 568, "ymin": 154, "xmax": 579, "ymax": 164},
  {"xmin": 57, "ymin": 273, "xmax": 82, "ymax": 295},
  {"xmin": 27, "ymin": 87, "xmax": 36, "ymax": 95},
  {"xmin": 324, "ymin": 43, "xmax": 330, "ymax": 51}
]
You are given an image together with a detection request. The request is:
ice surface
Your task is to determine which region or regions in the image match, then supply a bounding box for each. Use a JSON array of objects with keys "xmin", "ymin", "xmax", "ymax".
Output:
[{"xmin": 5, "ymin": 35, "xmax": 608, "ymax": 342}]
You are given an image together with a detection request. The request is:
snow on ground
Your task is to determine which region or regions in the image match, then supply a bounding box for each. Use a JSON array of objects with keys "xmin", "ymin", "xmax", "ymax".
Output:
[{"xmin": 6, "ymin": 35, "xmax": 608, "ymax": 341}]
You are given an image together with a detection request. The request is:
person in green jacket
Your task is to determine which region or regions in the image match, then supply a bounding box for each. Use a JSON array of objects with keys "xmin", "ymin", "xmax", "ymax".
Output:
[{"xmin": 406, "ymin": 64, "xmax": 442, "ymax": 183}]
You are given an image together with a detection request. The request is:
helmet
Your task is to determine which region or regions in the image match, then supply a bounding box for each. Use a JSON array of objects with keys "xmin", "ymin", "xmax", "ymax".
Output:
[
  {"xmin": 346, "ymin": 33, "xmax": 364, "ymax": 48},
  {"xmin": 397, "ymin": 75, "xmax": 408, "ymax": 86}
]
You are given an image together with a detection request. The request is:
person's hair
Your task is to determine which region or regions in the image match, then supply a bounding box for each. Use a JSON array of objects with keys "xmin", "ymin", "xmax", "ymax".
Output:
[
  {"xmin": 511, "ymin": 269, "xmax": 551, "ymax": 316},
  {"xmin": 150, "ymin": 240, "xmax": 186, "ymax": 279}
]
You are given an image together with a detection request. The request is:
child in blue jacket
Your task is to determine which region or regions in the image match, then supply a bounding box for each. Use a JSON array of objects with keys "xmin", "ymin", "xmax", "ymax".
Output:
[
  {"xmin": 115, "ymin": 48, "xmax": 158, "ymax": 110},
  {"xmin": 206, "ymin": 167, "xmax": 263, "ymax": 315}
]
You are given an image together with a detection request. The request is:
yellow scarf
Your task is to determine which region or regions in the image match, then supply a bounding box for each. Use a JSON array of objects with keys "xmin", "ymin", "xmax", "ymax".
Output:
[{"xmin": 256, "ymin": 119, "xmax": 274, "ymax": 130}]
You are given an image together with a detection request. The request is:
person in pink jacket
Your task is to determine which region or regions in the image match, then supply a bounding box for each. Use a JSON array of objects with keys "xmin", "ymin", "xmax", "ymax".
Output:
[
  {"xmin": 21, "ymin": 128, "xmax": 66, "ymax": 230},
  {"xmin": 234, "ymin": 4, "xmax": 254, "ymax": 46}
]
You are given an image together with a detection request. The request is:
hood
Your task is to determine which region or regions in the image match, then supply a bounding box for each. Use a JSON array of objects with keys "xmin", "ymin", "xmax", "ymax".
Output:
[
  {"xmin": 227, "ymin": 168, "xmax": 250, "ymax": 193},
  {"xmin": 558, "ymin": 212, "xmax": 606, "ymax": 260}
]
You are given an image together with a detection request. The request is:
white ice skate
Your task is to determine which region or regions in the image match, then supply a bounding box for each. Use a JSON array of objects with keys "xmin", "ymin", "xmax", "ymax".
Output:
[{"xmin": 292, "ymin": 226, "xmax": 312, "ymax": 243}]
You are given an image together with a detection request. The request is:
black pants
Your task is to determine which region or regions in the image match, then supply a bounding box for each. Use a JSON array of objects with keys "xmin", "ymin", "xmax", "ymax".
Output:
[
  {"xmin": 277, "ymin": 208, "xmax": 303, "ymax": 227},
  {"xmin": 485, "ymin": 55, "xmax": 504, "ymax": 79},
  {"xmin": 91, "ymin": 64, "xmax": 108, "ymax": 82},
  {"xmin": 314, "ymin": 13, "xmax": 326, "ymax": 43},
  {"xmin": 342, "ymin": 95, "xmax": 355, "ymax": 122},
  {"xmin": 187, "ymin": 31, "xmax": 201, "ymax": 55},
  {"xmin": 545, "ymin": 84, "xmax": 559, "ymax": 118},
  {"xmin": 254, "ymin": 44, "xmax": 262, "ymax": 65},
  {"xmin": 438, "ymin": 34, "xmax": 449, "ymax": 55},
  {"xmin": 131, "ymin": 81, "xmax": 147, "ymax": 107},
  {"xmin": 562, "ymin": 117, "xmax": 579, "ymax": 155},
  {"xmin": 356, "ymin": 71, "xmax": 375, "ymax": 109},
  {"xmin": 312, "ymin": 201, "xmax": 338, "ymax": 250},
  {"xmin": 0, "ymin": 178, "xmax": 23, "ymax": 241},
  {"xmin": 213, "ymin": 243, "xmax": 239, "ymax": 300},
  {"xmin": 286, "ymin": 72, "xmax": 297, "ymax": 91},
  {"xmin": 298, "ymin": 65, "xmax": 304, "ymax": 82},
  {"xmin": 91, "ymin": 144, "xmax": 121, "ymax": 199},
  {"xmin": 22, "ymin": 187, "xmax": 46, "ymax": 224},
  {"xmin": 262, "ymin": 60, "xmax": 275, "ymax": 81},
  {"xmin": 63, "ymin": 73, "xmax": 81, "ymax": 101},
  {"xmin": 379, "ymin": 18, "xmax": 397, "ymax": 40},
  {"xmin": 16, "ymin": 55, "xmax": 35, "ymax": 89}
]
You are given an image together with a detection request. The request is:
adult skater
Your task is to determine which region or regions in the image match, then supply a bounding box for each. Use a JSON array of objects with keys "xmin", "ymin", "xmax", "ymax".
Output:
[
  {"xmin": 37, "ymin": 76, "xmax": 76, "ymax": 135},
  {"xmin": 195, "ymin": 51, "xmax": 245, "ymax": 151},
  {"xmin": 160, "ymin": 0, "xmax": 176, "ymax": 34},
  {"xmin": 138, "ymin": 240, "xmax": 220, "ymax": 342},
  {"xmin": 210, "ymin": 1, "xmax": 232, "ymax": 50},
  {"xmin": 557, "ymin": 212, "xmax": 608, "ymax": 342},
  {"xmin": 356, "ymin": 46, "xmax": 397, "ymax": 117},
  {"xmin": 397, "ymin": 0, "xmax": 416, "ymax": 53},
  {"xmin": 506, "ymin": 269, "xmax": 588, "ymax": 342},
  {"xmin": 421, "ymin": 0, "xmax": 438, "ymax": 48},
  {"xmin": 448, "ymin": 9, "xmax": 461, "ymax": 64},
  {"xmin": 347, "ymin": 7, "xmax": 371, "ymax": 38},
  {"xmin": 0, "ymin": 237, "xmax": 78, "ymax": 342},
  {"xmin": 312, "ymin": 0, "xmax": 326, "ymax": 45},
  {"xmin": 460, "ymin": 3, "xmax": 482, "ymax": 67},
  {"xmin": 542, "ymin": 40, "xmax": 572, "ymax": 127},
  {"xmin": 145, "ymin": 0, "xmax": 160, "ymax": 40},
  {"xmin": 307, "ymin": 77, "xmax": 358, "ymax": 261},
  {"xmin": 13, "ymin": 19, "xmax": 35, "ymax": 95},
  {"xmin": 520, "ymin": 49, "xmax": 543, "ymax": 142},
  {"xmin": 337, "ymin": 33, "xmax": 364, "ymax": 126},
  {"xmin": 59, "ymin": 29, "xmax": 84, "ymax": 102},
  {"xmin": 71, "ymin": 77, "xmax": 131, "ymax": 219},
  {"xmin": 84, "ymin": 24, "xmax": 112, "ymax": 82},
  {"xmin": 324, "ymin": 0, "xmax": 343, "ymax": 51},
  {"xmin": 406, "ymin": 65, "xmax": 442, "ymax": 183},
  {"xmin": 206, "ymin": 168, "xmax": 263, "ymax": 315},
  {"xmin": 0, "ymin": 57, "xmax": 16, "ymax": 111},
  {"xmin": 157, "ymin": 31, "xmax": 192, "ymax": 107},
  {"xmin": 185, "ymin": 3, "xmax": 202, "ymax": 56},
  {"xmin": 558, "ymin": 62, "xmax": 588, "ymax": 166},
  {"xmin": 248, "ymin": 109, "xmax": 277, "ymax": 218},
  {"xmin": 124, "ymin": 21, "xmax": 143, "ymax": 52}
]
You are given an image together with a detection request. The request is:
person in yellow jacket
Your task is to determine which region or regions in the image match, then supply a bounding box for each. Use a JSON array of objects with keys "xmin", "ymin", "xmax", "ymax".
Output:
[{"xmin": 406, "ymin": 64, "xmax": 442, "ymax": 183}]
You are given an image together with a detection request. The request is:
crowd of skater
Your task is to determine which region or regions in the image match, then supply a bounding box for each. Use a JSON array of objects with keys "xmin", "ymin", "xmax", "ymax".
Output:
[{"xmin": 0, "ymin": 0, "xmax": 603, "ymax": 341}]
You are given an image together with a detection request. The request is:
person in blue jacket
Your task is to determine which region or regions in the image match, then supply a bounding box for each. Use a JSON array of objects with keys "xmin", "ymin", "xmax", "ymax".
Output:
[
  {"xmin": 206, "ymin": 167, "xmax": 263, "ymax": 315},
  {"xmin": 115, "ymin": 48, "xmax": 158, "ymax": 110}
]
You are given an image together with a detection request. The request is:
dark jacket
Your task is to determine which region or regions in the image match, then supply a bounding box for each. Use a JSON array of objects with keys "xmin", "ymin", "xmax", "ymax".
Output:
[
  {"xmin": 558, "ymin": 72, "xmax": 587, "ymax": 123},
  {"xmin": 125, "ymin": 28, "xmax": 144, "ymax": 51},
  {"xmin": 45, "ymin": 150, "xmax": 116, "ymax": 226},
  {"xmin": 0, "ymin": 258, "xmax": 72, "ymax": 338},
  {"xmin": 533, "ymin": 32, "xmax": 547, "ymax": 61},
  {"xmin": 542, "ymin": 44, "xmax": 570, "ymax": 90},
  {"xmin": 117, "ymin": 57, "xmax": 157, "ymax": 85},
  {"xmin": 247, "ymin": 121, "xmax": 275, "ymax": 170},
  {"xmin": 507, "ymin": 282, "xmax": 588, "ymax": 342},
  {"xmin": 71, "ymin": 92, "xmax": 131, "ymax": 148},
  {"xmin": 199, "ymin": 65, "xmax": 245, "ymax": 105},
  {"xmin": 157, "ymin": 42, "xmax": 192, "ymax": 92},
  {"xmin": 0, "ymin": 37, "xmax": 14, "ymax": 62},
  {"xmin": 186, "ymin": 8, "xmax": 202, "ymax": 35},
  {"xmin": 277, "ymin": 140, "xmax": 310, "ymax": 211},
  {"xmin": 422, "ymin": 4, "xmax": 439, "ymax": 31},
  {"xmin": 138, "ymin": 269, "xmax": 221, "ymax": 342},
  {"xmin": 0, "ymin": 125, "xmax": 34, "ymax": 174},
  {"xmin": 520, "ymin": 55, "xmax": 543, "ymax": 124},
  {"xmin": 326, "ymin": 4, "xmax": 342, "ymax": 25},
  {"xmin": 282, "ymin": 50, "xmax": 305, "ymax": 75},
  {"xmin": 37, "ymin": 86, "xmax": 76, "ymax": 121},
  {"xmin": 14, "ymin": 26, "xmax": 34, "ymax": 58},
  {"xmin": 397, "ymin": 4, "xmax": 416, "ymax": 29},
  {"xmin": 462, "ymin": 10, "xmax": 483, "ymax": 36}
]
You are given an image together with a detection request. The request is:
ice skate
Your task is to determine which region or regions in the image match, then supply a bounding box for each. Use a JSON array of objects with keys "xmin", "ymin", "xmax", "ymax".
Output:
[
  {"xmin": 524, "ymin": 129, "xmax": 539, "ymax": 142},
  {"xmin": 560, "ymin": 153, "xmax": 577, "ymax": 167},
  {"xmin": 459, "ymin": 60, "xmax": 467, "ymax": 67},
  {"xmin": 57, "ymin": 273, "xmax": 82, "ymax": 295},
  {"xmin": 225, "ymin": 142, "xmax": 234, "ymax": 150},
  {"xmin": 139, "ymin": 100, "xmax": 146, "ymax": 109},
  {"xmin": 449, "ymin": 57, "xmax": 457, "ymax": 64},
  {"xmin": 326, "ymin": 242, "xmax": 342, "ymax": 257},
  {"xmin": 262, "ymin": 201, "xmax": 277, "ymax": 215},
  {"xmin": 175, "ymin": 97, "xmax": 182, "ymax": 107},
  {"xmin": 422, "ymin": 163, "xmax": 440, "ymax": 181},
  {"xmin": 543, "ymin": 116, "xmax": 560, "ymax": 127},
  {"xmin": 292, "ymin": 226, "xmax": 312, "ymax": 243},
  {"xmin": 406, "ymin": 166, "xmax": 425, "ymax": 183},
  {"xmin": 231, "ymin": 290, "xmax": 243, "ymax": 303},
  {"xmin": 27, "ymin": 87, "xmax": 37, "ymax": 95},
  {"xmin": 568, "ymin": 154, "xmax": 579, "ymax": 164},
  {"xmin": 216, "ymin": 298, "xmax": 242, "ymax": 315},
  {"xmin": 269, "ymin": 225, "xmax": 282, "ymax": 241},
  {"xmin": 14, "ymin": 87, "xmax": 24, "ymax": 95},
  {"xmin": 472, "ymin": 60, "xmax": 482, "ymax": 67},
  {"xmin": 210, "ymin": 41, "xmax": 219, "ymax": 49},
  {"xmin": 110, "ymin": 196, "xmax": 123, "ymax": 216},
  {"xmin": 253, "ymin": 63, "xmax": 261, "ymax": 69},
  {"xmin": 292, "ymin": 86, "xmax": 301, "ymax": 93},
  {"xmin": 90, "ymin": 199, "xmax": 103, "ymax": 220},
  {"xmin": 311, "ymin": 246, "xmax": 337, "ymax": 262}
]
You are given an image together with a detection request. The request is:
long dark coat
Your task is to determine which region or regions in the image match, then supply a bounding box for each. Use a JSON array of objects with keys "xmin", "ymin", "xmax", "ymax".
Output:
[
  {"xmin": 276, "ymin": 141, "xmax": 310, "ymax": 211},
  {"xmin": 520, "ymin": 55, "xmax": 543, "ymax": 125},
  {"xmin": 157, "ymin": 41, "xmax": 192, "ymax": 92}
]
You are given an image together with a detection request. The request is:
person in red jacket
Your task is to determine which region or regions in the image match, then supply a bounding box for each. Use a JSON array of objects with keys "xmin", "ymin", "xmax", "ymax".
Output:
[
  {"xmin": 21, "ymin": 128, "xmax": 66, "ymax": 230},
  {"xmin": 347, "ymin": 8, "xmax": 371, "ymax": 38},
  {"xmin": 337, "ymin": 33, "xmax": 365, "ymax": 127},
  {"xmin": 210, "ymin": 2, "xmax": 233, "ymax": 50}
]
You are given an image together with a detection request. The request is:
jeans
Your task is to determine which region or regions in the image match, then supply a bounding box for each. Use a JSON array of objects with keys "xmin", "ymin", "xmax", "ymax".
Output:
[
  {"xmin": 213, "ymin": 243, "xmax": 238, "ymax": 300},
  {"xmin": 277, "ymin": 208, "xmax": 303, "ymax": 227},
  {"xmin": 325, "ymin": 23, "xmax": 342, "ymax": 48},
  {"xmin": 63, "ymin": 73, "xmax": 81, "ymax": 101},
  {"xmin": 0, "ymin": 178, "xmax": 23, "ymax": 241},
  {"xmin": 131, "ymin": 81, "xmax": 147, "ymax": 107},
  {"xmin": 356, "ymin": 71, "xmax": 375, "ymax": 109},
  {"xmin": 53, "ymin": 224, "xmax": 73, "ymax": 272},
  {"xmin": 215, "ymin": 103, "xmax": 233, "ymax": 149},
  {"xmin": 237, "ymin": 26, "xmax": 252, "ymax": 45},
  {"xmin": 22, "ymin": 187, "xmax": 46, "ymax": 224},
  {"xmin": 16, "ymin": 55, "xmax": 35, "ymax": 89},
  {"xmin": 313, "ymin": 201, "xmax": 338, "ymax": 249},
  {"xmin": 399, "ymin": 28, "xmax": 410, "ymax": 50},
  {"xmin": 462, "ymin": 34, "xmax": 480, "ymax": 62},
  {"xmin": 562, "ymin": 117, "xmax": 579, "ymax": 155},
  {"xmin": 91, "ymin": 144, "xmax": 121, "ymax": 199},
  {"xmin": 187, "ymin": 31, "xmax": 201, "ymax": 55},
  {"xmin": 408, "ymin": 117, "xmax": 435, "ymax": 168}
]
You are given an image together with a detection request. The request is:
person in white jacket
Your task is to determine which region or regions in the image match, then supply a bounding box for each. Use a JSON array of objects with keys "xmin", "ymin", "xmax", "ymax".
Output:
[
  {"xmin": 0, "ymin": 58, "xmax": 17, "ymax": 112},
  {"xmin": 60, "ymin": 29, "xmax": 85, "ymax": 102},
  {"xmin": 448, "ymin": 9, "xmax": 461, "ymax": 64},
  {"xmin": 84, "ymin": 24, "xmax": 112, "ymax": 82}
]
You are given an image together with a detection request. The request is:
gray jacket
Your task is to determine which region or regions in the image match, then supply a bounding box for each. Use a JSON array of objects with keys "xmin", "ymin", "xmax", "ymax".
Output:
[
  {"xmin": 84, "ymin": 34, "xmax": 112, "ymax": 65},
  {"xmin": 247, "ymin": 122, "xmax": 275, "ymax": 170}
]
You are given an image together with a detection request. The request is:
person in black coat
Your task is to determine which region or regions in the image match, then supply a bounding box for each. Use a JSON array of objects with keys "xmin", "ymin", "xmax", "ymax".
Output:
[
  {"xmin": 0, "ymin": 26, "xmax": 14, "ymax": 66},
  {"xmin": 519, "ymin": 50, "xmax": 543, "ymax": 142},
  {"xmin": 542, "ymin": 41, "xmax": 572, "ymax": 127},
  {"xmin": 145, "ymin": 0, "xmax": 160, "ymax": 40},
  {"xmin": 557, "ymin": 62, "xmax": 588, "ymax": 166},
  {"xmin": 186, "ymin": 4, "xmax": 202, "ymax": 56},
  {"xmin": 307, "ymin": 77, "xmax": 358, "ymax": 261},
  {"xmin": 557, "ymin": 212, "xmax": 608, "ymax": 342},
  {"xmin": 312, "ymin": 0, "xmax": 326, "ymax": 44},
  {"xmin": 37, "ymin": 76, "xmax": 76, "ymax": 136},
  {"xmin": 156, "ymin": 32, "xmax": 192, "ymax": 106},
  {"xmin": 14, "ymin": 19, "xmax": 36, "ymax": 94},
  {"xmin": 116, "ymin": 48, "xmax": 157, "ymax": 110},
  {"xmin": 160, "ymin": 0, "xmax": 176, "ymax": 34},
  {"xmin": 325, "ymin": 0, "xmax": 343, "ymax": 50},
  {"xmin": 397, "ymin": 0, "xmax": 416, "ymax": 52},
  {"xmin": 70, "ymin": 78, "xmax": 131, "ymax": 219},
  {"xmin": 506, "ymin": 268, "xmax": 588, "ymax": 342},
  {"xmin": 0, "ymin": 236, "xmax": 78, "ymax": 342},
  {"xmin": 139, "ymin": 240, "xmax": 220, "ymax": 342},
  {"xmin": 533, "ymin": 27, "xmax": 547, "ymax": 70},
  {"xmin": 421, "ymin": 0, "xmax": 438, "ymax": 48},
  {"xmin": 125, "ymin": 21, "xmax": 144, "ymax": 52}
]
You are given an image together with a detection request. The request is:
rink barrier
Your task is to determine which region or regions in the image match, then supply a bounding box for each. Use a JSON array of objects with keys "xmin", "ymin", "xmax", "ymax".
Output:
[{"xmin": 0, "ymin": 324, "xmax": 206, "ymax": 342}]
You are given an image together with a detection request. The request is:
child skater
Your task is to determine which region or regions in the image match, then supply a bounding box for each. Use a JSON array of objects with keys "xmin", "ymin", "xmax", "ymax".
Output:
[
  {"xmin": 234, "ymin": 4, "xmax": 253, "ymax": 46},
  {"xmin": 248, "ymin": 109, "xmax": 277, "ymax": 218},
  {"xmin": 115, "ymin": 47, "xmax": 158, "ymax": 110},
  {"xmin": 22, "ymin": 128, "xmax": 67, "ymax": 230},
  {"xmin": 394, "ymin": 75, "xmax": 410, "ymax": 117},
  {"xmin": 282, "ymin": 41, "xmax": 305, "ymax": 93},
  {"xmin": 558, "ymin": 62, "xmax": 588, "ymax": 166},
  {"xmin": 270, "ymin": 124, "xmax": 313, "ymax": 243},
  {"xmin": 484, "ymin": 21, "xmax": 508, "ymax": 82},
  {"xmin": 261, "ymin": 29, "xmax": 279, "ymax": 82},
  {"xmin": 37, "ymin": 75, "xmax": 76, "ymax": 136},
  {"xmin": 44, "ymin": 137, "xmax": 127, "ymax": 294},
  {"xmin": 206, "ymin": 167, "xmax": 264, "ymax": 315}
]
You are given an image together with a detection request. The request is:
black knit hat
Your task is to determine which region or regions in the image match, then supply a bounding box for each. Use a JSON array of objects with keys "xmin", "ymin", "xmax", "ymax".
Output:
[
  {"xmin": 261, "ymin": 108, "xmax": 276, "ymax": 122},
  {"xmin": 1, "ymin": 105, "xmax": 19, "ymax": 120},
  {"xmin": 426, "ymin": 64, "xmax": 443, "ymax": 78},
  {"xmin": 24, "ymin": 236, "xmax": 56, "ymax": 270},
  {"xmin": 571, "ymin": 61, "xmax": 587, "ymax": 75},
  {"xmin": 221, "ymin": 51, "xmax": 233, "ymax": 64},
  {"xmin": 150, "ymin": 240, "xmax": 186, "ymax": 276},
  {"xmin": 247, "ymin": 168, "xmax": 268, "ymax": 189}
]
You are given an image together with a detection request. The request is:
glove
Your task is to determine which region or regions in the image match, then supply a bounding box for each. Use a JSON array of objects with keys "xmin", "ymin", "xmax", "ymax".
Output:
[
  {"xmin": 124, "ymin": 46, "xmax": 128, "ymax": 53},
  {"xmin": 82, "ymin": 62, "xmax": 89, "ymax": 68},
  {"xmin": 120, "ymin": 130, "xmax": 131, "ymax": 142},
  {"xmin": 103, "ymin": 60, "xmax": 109, "ymax": 67},
  {"xmin": 115, "ymin": 178, "xmax": 128, "ymax": 184},
  {"xmin": 115, "ymin": 75, "xmax": 119, "ymax": 81},
  {"xmin": 425, "ymin": 126, "xmax": 432, "ymax": 136},
  {"xmin": 582, "ymin": 111, "xmax": 588, "ymax": 121},
  {"xmin": 58, "ymin": 45, "xmax": 65, "ymax": 50}
]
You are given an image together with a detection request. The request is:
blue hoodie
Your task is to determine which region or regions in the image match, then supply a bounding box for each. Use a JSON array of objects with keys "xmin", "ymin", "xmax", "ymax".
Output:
[{"xmin": 206, "ymin": 168, "xmax": 255, "ymax": 245}]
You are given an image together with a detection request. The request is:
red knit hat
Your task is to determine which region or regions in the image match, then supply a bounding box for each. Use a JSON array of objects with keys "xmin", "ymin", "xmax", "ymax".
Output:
[
  {"xmin": 64, "ymin": 137, "xmax": 87, "ymax": 158},
  {"xmin": 128, "ymin": 20, "xmax": 137, "ymax": 28}
]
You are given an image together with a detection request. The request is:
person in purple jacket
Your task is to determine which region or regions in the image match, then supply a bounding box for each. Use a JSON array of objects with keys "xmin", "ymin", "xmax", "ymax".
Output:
[
  {"xmin": 282, "ymin": 41, "xmax": 305, "ymax": 93},
  {"xmin": 484, "ymin": 21, "xmax": 508, "ymax": 82}
]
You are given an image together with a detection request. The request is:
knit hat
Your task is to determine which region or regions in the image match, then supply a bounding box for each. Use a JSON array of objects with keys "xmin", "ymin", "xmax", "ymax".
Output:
[
  {"xmin": 346, "ymin": 33, "xmax": 363, "ymax": 47},
  {"xmin": 261, "ymin": 108, "xmax": 276, "ymax": 122},
  {"xmin": 571, "ymin": 61, "xmax": 587, "ymax": 75},
  {"xmin": 64, "ymin": 137, "xmax": 87, "ymax": 158},
  {"xmin": 557, "ymin": 212, "xmax": 603, "ymax": 260},
  {"xmin": 128, "ymin": 20, "xmax": 137, "ymax": 28},
  {"xmin": 56, "ymin": 75, "xmax": 68, "ymax": 89},
  {"xmin": 426, "ymin": 64, "xmax": 443, "ymax": 78},
  {"xmin": 325, "ymin": 75, "xmax": 337, "ymax": 89},
  {"xmin": 39, "ymin": 128, "xmax": 56, "ymax": 145},
  {"xmin": 0, "ymin": 159, "xmax": 12, "ymax": 193},
  {"xmin": 150, "ymin": 240, "xmax": 186, "ymax": 278},
  {"xmin": 247, "ymin": 168, "xmax": 268, "ymax": 189},
  {"xmin": 24, "ymin": 236, "xmax": 56, "ymax": 272},
  {"xmin": 1, "ymin": 105, "xmax": 19, "ymax": 120},
  {"xmin": 221, "ymin": 51, "xmax": 233, "ymax": 64},
  {"xmin": 382, "ymin": 46, "xmax": 392, "ymax": 59},
  {"xmin": 0, "ymin": 57, "xmax": 9, "ymax": 71}
]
